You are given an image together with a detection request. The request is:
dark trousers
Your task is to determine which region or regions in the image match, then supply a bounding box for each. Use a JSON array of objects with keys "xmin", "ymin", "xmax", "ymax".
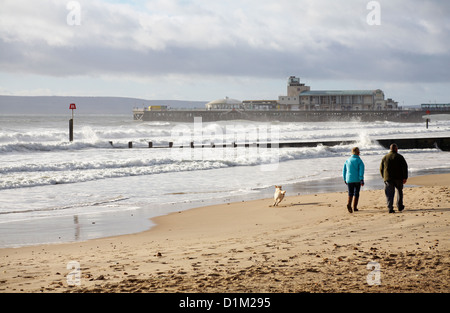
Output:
[
  {"xmin": 384, "ymin": 180, "xmax": 404, "ymax": 211},
  {"xmin": 347, "ymin": 182, "xmax": 361, "ymax": 197}
]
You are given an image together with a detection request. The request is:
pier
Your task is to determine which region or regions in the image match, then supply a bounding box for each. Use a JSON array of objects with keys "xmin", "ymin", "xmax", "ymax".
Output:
[
  {"xmin": 133, "ymin": 108, "xmax": 440, "ymax": 123},
  {"xmin": 109, "ymin": 137, "xmax": 450, "ymax": 151}
]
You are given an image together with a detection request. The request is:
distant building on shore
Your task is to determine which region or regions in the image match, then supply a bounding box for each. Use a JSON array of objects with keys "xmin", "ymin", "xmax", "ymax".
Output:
[
  {"xmin": 278, "ymin": 76, "xmax": 398, "ymax": 111},
  {"xmin": 204, "ymin": 76, "xmax": 399, "ymax": 111}
]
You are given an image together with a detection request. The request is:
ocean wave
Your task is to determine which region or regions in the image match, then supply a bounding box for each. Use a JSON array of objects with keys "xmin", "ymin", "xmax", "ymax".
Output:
[
  {"xmin": 0, "ymin": 130, "xmax": 66, "ymax": 144},
  {"xmin": 2, "ymin": 118, "xmax": 448, "ymax": 154},
  {"xmin": 1, "ymin": 116, "xmax": 448, "ymax": 191},
  {"xmin": 0, "ymin": 140, "xmax": 113, "ymax": 153},
  {"xmin": 0, "ymin": 128, "xmax": 381, "ymax": 153},
  {"xmin": 0, "ymin": 143, "xmax": 385, "ymax": 190},
  {"xmin": 0, "ymin": 160, "xmax": 227, "ymax": 190},
  {"xmin": 70, "ymin": 144, "xmax": 364, "ymax": 171}
]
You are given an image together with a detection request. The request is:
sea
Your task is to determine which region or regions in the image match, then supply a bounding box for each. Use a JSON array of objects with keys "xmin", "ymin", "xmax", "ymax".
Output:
[{"xmin": 1, "ymin": 113, "xmax": 449, "ymax": 248}]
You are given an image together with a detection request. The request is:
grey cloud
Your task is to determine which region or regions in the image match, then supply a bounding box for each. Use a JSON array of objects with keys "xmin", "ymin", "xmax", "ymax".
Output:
[
  {"xmin": 1, "ymin": 0, "xmax": 449, "ymax": 84},
  {"xmin": 2, "ymin": 35, "xmax": 449, "ymax": 84}
]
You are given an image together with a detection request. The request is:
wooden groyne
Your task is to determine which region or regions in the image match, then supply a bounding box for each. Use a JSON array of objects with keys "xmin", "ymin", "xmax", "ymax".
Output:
[
  {"xmin": 376, "ymin": 137, "xmax": 450, "ymax": 151},
  {"xmin": 109, "ymin": 137, "xmax": 450, "ymax": 151}
]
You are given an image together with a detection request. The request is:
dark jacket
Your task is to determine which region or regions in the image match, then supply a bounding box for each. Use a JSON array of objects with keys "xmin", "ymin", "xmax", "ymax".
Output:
[{"xmin": 380, "ymin": 151, "xmax": 408, "ymax": 181}]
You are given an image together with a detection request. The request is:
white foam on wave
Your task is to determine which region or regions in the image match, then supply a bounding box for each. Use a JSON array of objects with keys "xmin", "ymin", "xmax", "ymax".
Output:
[{"xmin": 1, "ymin": 131, "xmax": 443, "ymax": 191}]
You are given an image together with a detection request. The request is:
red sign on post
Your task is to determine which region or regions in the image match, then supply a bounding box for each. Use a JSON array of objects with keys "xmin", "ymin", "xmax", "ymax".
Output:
[{"xmin": 69, "ymin": 103, "xmax": 76, "ymax": 142}]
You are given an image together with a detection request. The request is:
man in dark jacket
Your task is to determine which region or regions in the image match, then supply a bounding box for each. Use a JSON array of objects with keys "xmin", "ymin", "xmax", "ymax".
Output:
[{"xmin": 380, "ymin": 143, "xmax": 408, "ymax": 213}]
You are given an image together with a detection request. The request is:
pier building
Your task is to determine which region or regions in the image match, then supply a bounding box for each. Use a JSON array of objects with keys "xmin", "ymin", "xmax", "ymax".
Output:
[
  {"xmin": 205, "ymin": 97, "xmax": 242, "ymax": 110},
  {"xmin": 133, "ymin": 76, "xmax": 448, "ymax": 122},
  {"xmin": 278, "ymin": 76, "xmax": 398, "ymax": 111}
]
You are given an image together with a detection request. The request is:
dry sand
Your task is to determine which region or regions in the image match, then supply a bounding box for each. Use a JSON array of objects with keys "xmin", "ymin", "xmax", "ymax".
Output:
[{"xmin": 0, "ymin": 174, "xmax": 449, "ymax": 293}]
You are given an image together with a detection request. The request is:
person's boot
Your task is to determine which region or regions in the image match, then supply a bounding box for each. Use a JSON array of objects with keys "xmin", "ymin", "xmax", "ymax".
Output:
[
  {"xmin": 353, "ymin": 197, "xmax": 359, "ymax": 212},
  {"xmin": 347, "ymin": 196, "xmax": 353, "ymax": 213}
]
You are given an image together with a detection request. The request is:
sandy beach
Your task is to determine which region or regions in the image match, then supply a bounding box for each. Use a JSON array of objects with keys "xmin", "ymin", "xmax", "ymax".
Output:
[{"xmin": 0, "ymin": 173, "xmax": 449, "ymax": 293}]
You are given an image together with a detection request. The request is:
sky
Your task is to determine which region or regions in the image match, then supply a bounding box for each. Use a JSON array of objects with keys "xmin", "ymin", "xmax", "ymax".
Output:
[{"xmin": 0, "ymin": 0, "xmax": 449, "ymax": 107}]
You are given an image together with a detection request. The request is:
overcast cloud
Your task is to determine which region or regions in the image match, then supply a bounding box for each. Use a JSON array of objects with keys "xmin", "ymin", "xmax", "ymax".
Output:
[{"xmin": 0, "ymin": 0, "xmax": 449, "ymax": 105}]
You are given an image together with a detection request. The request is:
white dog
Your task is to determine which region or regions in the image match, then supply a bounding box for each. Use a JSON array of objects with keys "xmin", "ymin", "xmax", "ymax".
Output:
[{"xmin": 273, "ymin": 185, "xmax": 286, "ymax": 206}]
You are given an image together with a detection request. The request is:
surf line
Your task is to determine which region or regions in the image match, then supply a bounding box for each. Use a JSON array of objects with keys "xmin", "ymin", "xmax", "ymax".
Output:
[{"xmin": 0, "ymin": 196, "xmax": 129, "ymax": 215}]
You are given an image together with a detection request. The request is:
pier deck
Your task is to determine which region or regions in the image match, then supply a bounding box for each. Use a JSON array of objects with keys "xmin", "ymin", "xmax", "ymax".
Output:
[{"xmin": 133, "ymin": 108, "xmax": 439, "ymax": 123}]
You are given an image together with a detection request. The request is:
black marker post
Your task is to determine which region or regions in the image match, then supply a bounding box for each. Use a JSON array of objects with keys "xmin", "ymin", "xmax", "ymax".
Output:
[{"xmin": 69, "ymin": 103, "xmax": 76, "ymax": 141}]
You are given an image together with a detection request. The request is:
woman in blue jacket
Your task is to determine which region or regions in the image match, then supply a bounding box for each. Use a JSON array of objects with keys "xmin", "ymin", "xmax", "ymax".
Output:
[{"xmin": 343, "ymin": 147, "xmax": 365, "ymax": 213}]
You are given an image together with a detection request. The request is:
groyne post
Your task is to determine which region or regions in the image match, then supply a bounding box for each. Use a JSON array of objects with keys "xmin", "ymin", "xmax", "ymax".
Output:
[
  {"xmin": 69, "ymin": 119, "xmax": 74, "ymax": 142},
  {"xmin": 105, "ymin": 137, "xmax": 449, "ymax": 151},
  {"xmin": 376, "ymin": 137, "xmax": 450, "ymax": 151}
]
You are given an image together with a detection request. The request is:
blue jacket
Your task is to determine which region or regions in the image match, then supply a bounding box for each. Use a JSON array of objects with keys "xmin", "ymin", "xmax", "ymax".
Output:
[{"xmin": 343, "ymin": 155, "xmax": 365, "ymax": 183}]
